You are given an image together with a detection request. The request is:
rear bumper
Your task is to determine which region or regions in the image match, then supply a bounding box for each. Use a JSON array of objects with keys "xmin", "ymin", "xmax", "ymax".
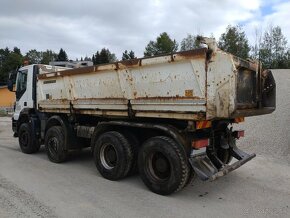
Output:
[
  {"xmin": 231, "ymin": 107, "xmax": 275, "ymax": 118},
  {"xmin": 189, "ymin": 148, "xmax": 255, "ymax": 181}
]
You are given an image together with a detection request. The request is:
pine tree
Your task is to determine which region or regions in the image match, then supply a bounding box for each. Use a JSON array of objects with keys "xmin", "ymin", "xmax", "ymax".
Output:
[
  {"xmin": 180, "ymin": 34, "xmax": 200, "ymax": 51},
  {"xmin": 57, "ymin": 48, "xmax": 68, "ymax": 61},
  {"xmin": 144, "ymin": 32, "xmax": 178, "ymax": 57},
  {"xmin": 122, "ymin": 50, "xmax": 136, "ymax": 60},
  {"xmin": 94, "ymin": 48, "xmax": 117, "ymax": 64},
  {"xmin": 218, "ymin": 25, "xmax": 250, "ymax": 59},
  {"xmin": 0, "ymin": 47, "xmax": 23, "ymax": 83}
]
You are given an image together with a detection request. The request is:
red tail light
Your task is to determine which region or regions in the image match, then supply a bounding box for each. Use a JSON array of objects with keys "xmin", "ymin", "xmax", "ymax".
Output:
[
  {"xmin": 192, "ymin": 139, "xmax": 209, "ymax": 149},
  {"xmin": 233, "ymin": 130, "xmax": 245, "ymax": 139}
]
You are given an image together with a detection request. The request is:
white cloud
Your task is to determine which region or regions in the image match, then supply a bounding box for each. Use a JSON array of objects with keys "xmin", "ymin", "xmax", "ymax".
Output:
[
  {"xmin": 0, "ymin": 0, "xmax": 288, "ymax": 60},
  {"xmin": 244, "ymin": 1, "xmax": 290, "ymax": 46}
]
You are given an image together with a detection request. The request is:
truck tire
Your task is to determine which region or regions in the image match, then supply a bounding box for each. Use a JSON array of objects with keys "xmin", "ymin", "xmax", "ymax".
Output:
[
  {"xmin": 121, "ymin": 131, "xmax": 140, "ymax": 175},
  {"xmin": 93, "ymin": 131, "xmax": 133, "ymax": 181},
  {"xmin": 44, "ymin": 126, "xmax": 68, "ymax": 163},
  {"xmin": 138, "ymin": 136, "xmax": 189, "ymax": 195},
  {"xmin": 18, "ymin": 123, "xmax": 40, "ymax": 154}
]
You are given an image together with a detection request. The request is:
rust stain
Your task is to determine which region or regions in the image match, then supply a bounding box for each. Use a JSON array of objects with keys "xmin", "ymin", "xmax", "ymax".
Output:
[
  {"xmin": 38, "ymin": 48, "xmax": 209, "ymax": 80},
  {"xmin": 185, "ymin": 90, "xmax": 194, "ymax": 97},
  {"xmin": 233, "ymin": 56, "xmax": 257, "ymax": 71},
  {"xmin": 118, "ymin": 59, "xmax": 140, "ymax": 69},
  {"xmin": 173, "ymin": 48, "xmax": 207, "ymax": 60},
  {"xmin": 135, "ymin": 96, "xmax": 203, "ymax": 100}
]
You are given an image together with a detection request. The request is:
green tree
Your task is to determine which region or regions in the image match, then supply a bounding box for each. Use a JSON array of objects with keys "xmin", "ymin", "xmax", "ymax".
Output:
[
  {"xmin": 92, "ymin": 54, "xmax": 96, "ymax": 64},
  {"xmin": 180, "ymin": 34, "xmax": 200, "ymax": 51},
  {"xmin": 286, "ymin": 49, "xmax": 290, "ymax": 68},
  {"xmin": 0, "ymin": 47, "xmax": 23, "ymax": 83},
  {"xmin": 41, "ymin": 50, "xmax": 57, "ymax": 64},
  {"xmin": 122, "ymin": 50, "xmax": 136, "ymax": 60},
  {"xmin": 144, "ymin": 32, "xmax": 178, "ymax": 57},
  {"xmin": 84, "ymin": 56, "xmax": 91, "ymax": 61},
  {"xmin": 218, "ymin": 25, "xmax": 250, "ymax": 59},
  {"xmin": 25, "ymin": 49, "xmax": 42, "ymax": 64},
  {"xmin": 93, "ymin": 48, "xmax": 117, "ymax": 64},
  {"xmin": 260, "ymin": 26, "xmax": 288, "ymax": 68},
  {"xmin": 13, "ymin": 47, "xmax": 21, "ymax": 55},
  {"xmin": 57, "ymin": 48, "xmax": 68, "ymax": 61},
  {"xmin": 0, "ymin": 47, "xmax": 10, "ymax": 69}
]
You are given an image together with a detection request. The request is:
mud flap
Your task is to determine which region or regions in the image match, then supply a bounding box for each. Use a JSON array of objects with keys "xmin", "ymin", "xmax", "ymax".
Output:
[{"xmin": 189, "ymin": 147, "xmax": 256, "ymax": 181}]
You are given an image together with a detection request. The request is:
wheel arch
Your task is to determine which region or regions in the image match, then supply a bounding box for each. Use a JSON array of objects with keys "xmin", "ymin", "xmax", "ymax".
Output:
[
  {"xmin": 16, "ymin": 109, "xmax": 40, "ymax": 140},
  {"xmin": 90, "ymin": 121, "xmax": 191, "ymax": 155},
  {"xmin": 45, "ymin": 115, "xmax": 77, "ymax": 151},
  {"xmin": 17, "ymin": 108, "xmax": 35, "ymax": 131}
]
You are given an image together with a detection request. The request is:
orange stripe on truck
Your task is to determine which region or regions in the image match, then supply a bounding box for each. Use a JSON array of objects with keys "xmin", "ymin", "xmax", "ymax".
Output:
[
  {"xmin": 234, "ymin": 117, "xmax": 245, "ymax": 123},
  {"xmin": 196, "ymin": 121, "xmax": 212, "ymax": 130}
]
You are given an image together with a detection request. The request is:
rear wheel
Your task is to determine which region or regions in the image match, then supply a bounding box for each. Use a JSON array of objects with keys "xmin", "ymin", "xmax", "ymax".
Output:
[
  {"xmin": 93, "ymin": 131, "xmax": 133, "ymax": 181},
  {"xmin": 18, "ymin": 123, "xmax": 40, "ymax": 154},
  {"xmin": 45, "ymin": 126, "xmax": 68, "ymax": 163},
  {"xmin": 138, "ymin": 136, "xmax": 189, "ymax": 195},
  {"xmin": 121, "ymin": 131, "xmax": 140, "ymax": 175}
]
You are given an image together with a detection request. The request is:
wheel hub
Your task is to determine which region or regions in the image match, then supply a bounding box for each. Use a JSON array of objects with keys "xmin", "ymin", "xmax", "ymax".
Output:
[
  {"xmin": 149, "ymin": 152, "xmax": 171, "ymax": 181},
  {"xmin": 48, "ymin": 137, "xmax": 58, "ymax": 155},
  {"xmin": 100, "ymin": 143, "xmax": 117, "ymax": 170}
]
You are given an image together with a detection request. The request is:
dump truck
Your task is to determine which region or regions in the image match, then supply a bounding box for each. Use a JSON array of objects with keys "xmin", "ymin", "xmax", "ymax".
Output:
[{"xmin": 7, "ymin": 38, "xmax": 276, "ymax": 195}]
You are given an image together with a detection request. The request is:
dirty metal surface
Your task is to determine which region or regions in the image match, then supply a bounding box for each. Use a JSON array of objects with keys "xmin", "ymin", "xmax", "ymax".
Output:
[
  {"xmin": 206, "ymin": 51, "xmax": 238, "ymax": 119},
  {"xmin": 37, "ymin": 50, "xmax": 208, "ymax": 120},
  {"xmin": 37, "ymin": 48, "xmax": 271, "ymax": 120},
  {"xmin": 236, "ymin": 68, "xmax": 257, "ymax": 107}
]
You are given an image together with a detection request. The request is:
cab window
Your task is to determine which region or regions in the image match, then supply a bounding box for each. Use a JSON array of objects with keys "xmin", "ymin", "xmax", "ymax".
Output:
[{"xmin": 16, "ymin": 70, "xmax": 28, "ymax": 100}]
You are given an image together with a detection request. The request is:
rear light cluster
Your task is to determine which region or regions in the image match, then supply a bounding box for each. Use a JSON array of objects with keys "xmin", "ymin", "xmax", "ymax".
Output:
[
  {"xmin": 233, "ymin": 130, "xmax": 245, "ymax": 139},
  {"xmin": 192, "ymin": 139, "xmax": 209, "ymax": 149},
  {"xmin": 192, "ymin": 130, "xmax": 245, "ymax": 149},
  {"xmin": 234, "ymin": 117, "xmax": 245, "ymax": 123}
]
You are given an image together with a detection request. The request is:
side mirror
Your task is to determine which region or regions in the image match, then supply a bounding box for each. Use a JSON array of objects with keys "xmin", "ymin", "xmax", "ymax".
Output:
[
  {"xmin": 7, "ymin": 71, "xmax": 16, "ymax": 92},
  {"xmin": 7, "ymin": 80, "xmax": 15, "ymax": 92}
]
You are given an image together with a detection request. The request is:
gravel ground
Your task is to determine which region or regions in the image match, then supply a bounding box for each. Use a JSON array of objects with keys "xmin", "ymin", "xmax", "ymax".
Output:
[
  {"xmin": 237, "ymin": 69, "xmax": 290, "ymax": 162},
  {"xmin": 0, "ymin": 69, "xmax": 289, "ymax": 218}
]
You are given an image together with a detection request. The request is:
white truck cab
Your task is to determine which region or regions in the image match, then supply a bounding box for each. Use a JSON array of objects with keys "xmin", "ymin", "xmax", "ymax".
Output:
[
  {"xmin": 10, "ymin": 65, "xmax": 69, "ymax": 121},
  {"xmin": 13, "ymin": 65, "xmax": 35, "ymax": 121}
]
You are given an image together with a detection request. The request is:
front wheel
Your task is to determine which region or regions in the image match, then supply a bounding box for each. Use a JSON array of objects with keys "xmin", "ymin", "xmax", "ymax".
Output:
[
  {"xmin": 138, "ymin": 136, "xmax": 189, "ymax": 195},
  {"xmin": 18, "ymin": 123, "xmax": 40, "ymax": 154}
]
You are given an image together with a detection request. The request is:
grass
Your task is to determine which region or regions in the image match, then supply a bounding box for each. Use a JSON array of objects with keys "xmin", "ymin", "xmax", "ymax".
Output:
[{"xmin": 0, "ymin": 109, "xmax": 8, "ymax": 117}]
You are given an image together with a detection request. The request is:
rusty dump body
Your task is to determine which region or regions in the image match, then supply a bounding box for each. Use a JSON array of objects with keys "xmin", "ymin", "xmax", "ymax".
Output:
[{"xmin": 36, "ymin": 47, "xmax": 276, "ymax": 121}]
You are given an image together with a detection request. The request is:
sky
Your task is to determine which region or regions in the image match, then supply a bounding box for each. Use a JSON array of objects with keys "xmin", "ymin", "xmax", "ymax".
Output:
[{"xmin": 0, "ymin": 0, "xmax": 289, "ymax": 60}]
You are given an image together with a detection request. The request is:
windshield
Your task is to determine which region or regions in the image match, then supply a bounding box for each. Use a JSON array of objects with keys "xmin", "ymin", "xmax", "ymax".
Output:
[{"xmin": 16, "ymin": 70, "xmax": 28, "ymax": 100}]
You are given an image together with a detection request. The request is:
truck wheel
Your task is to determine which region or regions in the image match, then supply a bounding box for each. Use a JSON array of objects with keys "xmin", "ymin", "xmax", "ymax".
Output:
[
  {"xmin": 121, "ymin": 131, "xmax": 140, "ymax": 175},
  {"xmin": 18, "ymin": 123, "xmax": 40, "ymax": 154},
  {"xmin": 138, "ymin": 136, "xmax": 189, "ymax": 195},
  {"xmin": 45, "ymin": 126, "xmax": 68, "ymax": 163},
  {"xmin": 93, "ymin": 131, "xmax": 133, "ymax": 181}
]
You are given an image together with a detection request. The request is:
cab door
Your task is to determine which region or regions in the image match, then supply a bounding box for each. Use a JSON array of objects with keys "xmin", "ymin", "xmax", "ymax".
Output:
[{"xmin": 13, "ymin": 66, "xmax": 33, "ymax": 121}]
